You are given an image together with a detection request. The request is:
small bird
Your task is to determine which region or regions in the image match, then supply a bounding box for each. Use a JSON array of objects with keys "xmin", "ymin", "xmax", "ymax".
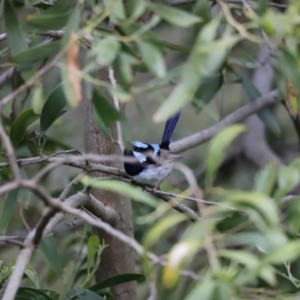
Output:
[{"xmin": 124, "ymin": 111, "xmax": 182, "ymax": 186}]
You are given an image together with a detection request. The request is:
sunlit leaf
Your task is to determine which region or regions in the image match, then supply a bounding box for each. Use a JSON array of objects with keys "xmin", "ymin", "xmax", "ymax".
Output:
[
  {"xmin": 61, "ymin": 33, "xmax": 82, "ymax": 107},
  {"xmin": 89, "ymin": 37, "xmax": 120, "ymax": 67},
  {"xmin": 253, "ymin": 162, "xmax": 276, "ymax": 195},
  {"xmin": 206, "ymin": 124, "xmax": 246, "ymax": 186},
  {"xmin": 81, "ymin": 177, "xmax": 159, "ymax": 208},
  {"xmin": 87, "ymin": 235, "xmax": 100, "ymax": 273},
  {"xmin": 144, "ymin": 214, "xmax": 187, "ymax": 248},
  {"xmin": 184, "ymin": 276, "xmax": 215, "ymax": 300},
  {"xmin": 10, "ymin": 109, "xmax": 40, "ymax": 148},
  {"xmin": 154, "ymin": 18, "xmax": 238, "ymax": 122},
  {"xmin": 138, "ymin": 41, "xmax": 166, "ymax": 78},
  {"xmin": 149, "ymin": 3, "xmax": 201, "ymax": 27},
  {"xmin": 263, "ymin": 241, "xmax": 300, "ymax": 265}
]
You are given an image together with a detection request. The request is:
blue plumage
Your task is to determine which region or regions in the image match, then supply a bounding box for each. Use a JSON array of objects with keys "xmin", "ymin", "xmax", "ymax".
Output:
[
  {"xmin": 160, "ymin": 111, "xmax": 181, "ymax": 149},
  {"xmin": 124, "ymin": 111, "xmax": 182, "ymax": 184}
]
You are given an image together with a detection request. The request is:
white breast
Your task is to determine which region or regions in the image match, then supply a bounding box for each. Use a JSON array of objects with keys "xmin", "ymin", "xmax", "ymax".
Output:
[{"xmin": 130, "ymin": 163, "xmax": 173, "ymax": 186}]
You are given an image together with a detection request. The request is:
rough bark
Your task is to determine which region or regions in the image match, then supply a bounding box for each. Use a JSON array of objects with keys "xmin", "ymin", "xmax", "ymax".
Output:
[{"xmin": 83, "ymin": 69, "xmax": 136, "ymax": 299}]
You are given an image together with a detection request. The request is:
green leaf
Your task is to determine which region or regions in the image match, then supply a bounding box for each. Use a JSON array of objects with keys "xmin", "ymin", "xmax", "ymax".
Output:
[
  {"xmin": 92, "ymin": 89, "xmax": 124, "ymax": 138},
  {"xmin": 144, "ymin": 214, "xmax": 187, "ymax": 248},
  {"xmin": 206, "ymin": 124, "xmax": 246, "ymax": 185},
  {"xmin": 81, "ymin": 177, "xmax": 159, "ymax": 208},
  {"xmin": 10, "ymin": 109, "xmax": 40, "ymax": 148},
  {"xmin": 26, "ymin": 0, "xmax": 74, "ymax": 30},
  {"xmin": 149, "ymin": 3, "xmax": 201, "ymax": 27},
  {"xmin": 229, "ymin": 53, "xmax": 261, "ymax": 69},
  {"xmin": 40, "ymin": 84, "xmax": 67, "ymax": 134},
  {"xmin": 138, "ymin": 41, "xmax": 166, "ymax": 78},
  {"xmin": 4, "ymin": 0, "xmax": 27, "ymax": 55},
  {"xmin": 154, "ymin": 18, "xmax": 238, "ymax": 122},
  {"xmin": 16, "ymin": 287, "xmax": 54, "ymax": 300},
  {"xmin": 113, "ymin": 53, "xmax": 135, "ymax": 88},
  {"xmin": 89, "ymin": 37, "xmax": 120, "ymax": 67},
  {"xmin": 37, "ymin": 234, "xmax": 63, "ymax": 278},
  {"xmin": 12, "ymin": 41, "xmax": 61, "ymax": 65},
  {"xmin": 90, "ymin": 273, "xmax": 145, "ymax": 292},
  {"xmin": 184, "ymin": 276, "xmax": 215, "ymax": 300},
  {"xmin": 0, "ymin": 189, "xmax": 19, "ymax": 233},
  {"xmin": 225, "ymin": 191, "xmax": 279, "ymax": 227},
  {"xmin": 69, "ymin": 289, "xmax": 105, "ymax": 300},
  {"xmin": 24, "ymin": 264, "xmax": 39, "ymax": 288},
  {"xmin": 124, "ymin": 0, "xmax": 146, "ymax": 21},
  {"xmin": 263, "ymin": 241, "xmax": 300, "ymax": 265},
  {"xmin": 235, "ymin": 71, "xmax": 281, "ymax": 135},
  {"xmin": 193, "ymin": 73, "xmax": 224, "ymax": 111},
  {"xmin": 87, "ymin": 235, "xmax": 100, "ymax": 273},
  {"xmin": 253, "ymin": 162, "xmax": 277, "ymax": 195}
]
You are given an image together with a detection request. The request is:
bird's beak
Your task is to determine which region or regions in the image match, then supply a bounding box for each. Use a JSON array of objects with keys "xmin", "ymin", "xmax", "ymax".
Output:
[{"xmin": 167, "ymin": 152, "xmax": 182, "ymax": 162}]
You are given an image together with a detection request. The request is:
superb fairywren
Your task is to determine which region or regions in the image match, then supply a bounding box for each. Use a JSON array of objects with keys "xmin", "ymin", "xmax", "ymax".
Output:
[{"xmin": 124, "ymin": 111, "xmax": 182, "ymax": 186}]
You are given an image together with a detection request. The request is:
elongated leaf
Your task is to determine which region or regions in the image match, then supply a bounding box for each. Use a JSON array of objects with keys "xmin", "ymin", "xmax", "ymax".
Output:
[
  {"xmin": 253, "ymin": 162, "xmax": 276, "ymax": 195},
  {"xmin": 87, "ymin": 235, "xmax": 100, "ymax": 273},
  {"xmin": 61, "ymin": 34, "xmax": 82, "ymax": 107},
  {"xmin": 89, "ymin": 37, "xmax": 120, "ymax": 67},
  {"xmin": 225, "ymin": 191, "xmax": 279, "ymax": 227},
  {"xmin": 16, "ymin": 288, "xmax": 54, "ymax": 300},
  {"xmin": 37, "ymin": 234, "xmax": 63, "ymax": 278},
  {"xmin": 10, "ymin": 109, "xmax": 40, "ymax": 147},
  {"xmin": 184, "ymin": 276, "xmax": 215, "ymax": 300},
  {"xmin": 69, "ymin": 289, "xmax": 105, "ymax": 300},
  {"xmin": 81, "ymin": 177, "xmax": 159, "ymax": 208},
  {"xmin": 144, "ymin": 214, "xmax": 187, "ymax": 248},
  {"xmin": 154, "ymin": 18, "xmax": 238, "ymax": 122},
  {"xmin": 90, "ymin": 273, "xmax": 145, "ymax": 292},
  {"xmin": 4, "ymin": 0, "xmax": 27, "ymax": 55},
  {"xmin": 193, "ymin": 73, "xmax": 223, "ymax": 110},
  {"xmin": 206, "ymin": 124, "xmax": 246, "ymax": 185},
  {"xmin": 12, "ymin": 41, "xmax": 61, "ymax": 65},
  {"xmin": 0, "ymin": 189, "xmax": 19, "ymax": 233},
  {"xmin": 149, "ymin": 3, "xmax": 201, "ymax": 27},
  {"xmin": 92, "ymin": 89, "xmax": 124, "ymax": 138},
  {"xmin": 235, "ymin": 71, "xmax": 281, "ymax": 135},
  {"xmin": 24, "ymin": 264, "xmax": 39, "ymax": 288},
  {"xmin": 40, "ymin": 84, "xmax": 67, "ymax": 133},
  {"xmin": 138, "ymin": 41, "xmax": 166, "ymax": 78},
  {"xmin": 124, "ymin": 0, "xmax": 146, "ymax": 21},
  {"xmin": 263, "ymin": 241, "xmax": 300, "ymax": 265},
  {"xmin": 26, "ymin": 0, "xmax": 74, "ymax": 30}
]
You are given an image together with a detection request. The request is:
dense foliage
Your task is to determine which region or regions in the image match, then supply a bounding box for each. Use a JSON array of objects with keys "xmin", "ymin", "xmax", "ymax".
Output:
[{"xmin": 1, "ymin": 0, "xmax": 300, "ymax": 299}]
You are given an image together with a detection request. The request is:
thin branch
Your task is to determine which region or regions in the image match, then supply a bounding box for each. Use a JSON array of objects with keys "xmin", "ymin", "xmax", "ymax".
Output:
[
  {"xmin": 0, "ymin": 51, "xmax": 63, "ymax": 109},
  {"xmin": 0, "ymin": 68, "xmax": 14, "ymax": 89},
  {"xmin": 0, "ymin": 116, "xmax": 20, "ymax": 181},
  {"xmin": 171, "ymin": 89, "xmax": 280, "ymax": 153}
]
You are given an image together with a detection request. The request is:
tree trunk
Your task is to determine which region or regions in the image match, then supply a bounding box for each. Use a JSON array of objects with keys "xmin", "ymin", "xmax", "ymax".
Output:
[{"xmin": 83, "ymin": 69, "xmax": 136, "ymax": 299}]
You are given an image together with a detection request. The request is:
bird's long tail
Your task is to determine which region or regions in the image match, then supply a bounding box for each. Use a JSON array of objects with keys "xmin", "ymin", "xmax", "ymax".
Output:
[{"xmin": 160, "ymin": 111, "xmax": 181, "ymax": 149}]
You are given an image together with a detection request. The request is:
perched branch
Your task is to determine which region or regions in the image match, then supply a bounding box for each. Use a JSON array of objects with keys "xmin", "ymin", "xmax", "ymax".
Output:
[{"xmin": 172, "ymin": 89, "xmax": 281, "ymax": 153}]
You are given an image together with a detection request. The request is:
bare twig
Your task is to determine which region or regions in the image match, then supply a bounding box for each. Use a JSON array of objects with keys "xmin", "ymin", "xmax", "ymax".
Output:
[
  {"xmin": 0, "ymin": 116, "xmax": 20, "ymax": 181},
  {"xmin": 172, "ymin": 89, "xmax": 280, "ymax": 153},
  {"xmin": 0, "ymin": 51, "xmax": 63, "ymax": 109}
]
